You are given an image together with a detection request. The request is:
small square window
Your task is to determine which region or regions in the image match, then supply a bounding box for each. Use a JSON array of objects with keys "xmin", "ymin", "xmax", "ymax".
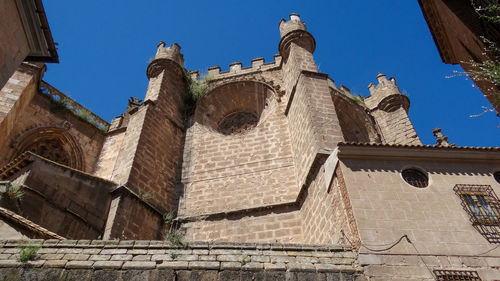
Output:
[
  {"xmin": 434, "ymin": 269, "xmax": 481, "ymax": 280},
  {"xmin": 454, "ymin": 184, "xmax": 500, "ymax": 243}
]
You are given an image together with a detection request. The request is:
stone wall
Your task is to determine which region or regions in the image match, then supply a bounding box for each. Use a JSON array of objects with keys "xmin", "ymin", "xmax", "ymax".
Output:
[
  {"xmin": 93, "ymin": 129, "xmax": 126, "ymax": 179},
  {"xmin": 370, "ymin": 107, "xmax": 420, "ymax": 145},
  {"xmin": 183, "ymin": 207, "xmax": 303, "ymax": 243},
  {"xmin": 0, "ymin": 67, "xmax": 105, "ymax": 173},
  {"xmin": 0, "ymin": 64, "xmax": 40, "ymax": 149},
  {"xmin": 0, "ymin": 0, "xmax": 30, "ymax": 90},
  {"xmin": 338, "ymin": 144, "xmax": 500, "ymax": 280},
  {"xmin": 0, "ymin": 154, "xmax": 116, "ymax": 239},
  {"xmin": 180, "ymin": 81, "xmax": 297, "ymax": 217},
  {"xmin": 103, "ymin": 189, "xmax": 164, "ymax": 240},
  {"xmin": 0, "ymin": 240, "xmax": 362, "ymax": 281},
  {"xmin": 300, "ymin": 163, "xmax": 360, "ymax": 247}
]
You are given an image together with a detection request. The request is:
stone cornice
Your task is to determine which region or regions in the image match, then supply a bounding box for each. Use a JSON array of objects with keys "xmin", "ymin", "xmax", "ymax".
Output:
[{"xmin": 337, "ymin": 142, "xmax": 500, "ymax": 161}]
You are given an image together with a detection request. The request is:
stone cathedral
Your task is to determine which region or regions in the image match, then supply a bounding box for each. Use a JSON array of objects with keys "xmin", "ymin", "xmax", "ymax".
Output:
[{"xmin": 0, "ymin": 13, "xmax": 499, "ymax": 281}]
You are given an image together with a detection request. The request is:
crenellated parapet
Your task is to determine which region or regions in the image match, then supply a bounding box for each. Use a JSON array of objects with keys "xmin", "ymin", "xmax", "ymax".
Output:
[
  {"xmin": 205, "ymin": 54, "xmax": 282, "ymax": 79},
  {"xmin": 364, "ymin": 73, "xmax": 420, "ymax": 145},
  {"xmin": 278, "ymin": 13, "xmax": 315, "ymax": 60},
  {"xmin": 146, "ymin": 42, "xmax": 184, "ymax": 79},
  {"xmin": 364, "ymin": 73, "xmax": 409, "ymax": 112}
]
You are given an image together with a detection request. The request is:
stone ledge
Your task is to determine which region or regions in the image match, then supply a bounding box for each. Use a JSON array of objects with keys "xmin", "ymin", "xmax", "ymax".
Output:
[
  {"xmin": 0, "ymin": 240, "xmax": 360, "ymax": 276},
  {"xmin": 0, "ymin": 267, "xmax": 363, "ymax": 281},
  {"xmin": 0, "ymin": 240, "xmax": 352, "ymax": 252}
]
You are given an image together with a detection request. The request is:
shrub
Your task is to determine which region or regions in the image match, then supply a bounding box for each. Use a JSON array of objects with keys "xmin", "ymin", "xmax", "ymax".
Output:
[
  {"xmin": 350, "ymin": 95, "xmax": 364, "ymax": 105},
  {"xmin": 165, "ymin": 229, "xmax": 184, "ymax": 245},
  {"xmin": 163, "ymin": 211, "xmax": 174, "ymax": 225},
  {"xmin": 5, "ymin": 182, "xmax": 24, "ymax": 200},
  {"xmin": 18, "ymin": 244, "xmax": 41, "ymax": 262},
  {"xmin": 182, "ymin": 71, "xmax": 214, "ymax": 117}
]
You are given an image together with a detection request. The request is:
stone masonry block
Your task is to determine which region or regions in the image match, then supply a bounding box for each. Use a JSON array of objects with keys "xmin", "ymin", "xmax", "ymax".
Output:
[
  {"xmin": 157, "ymin": 261, "xmax": 189, "ymax": 270},
  {"xmin": 188, "ymin": 261, "xmax": 220, "ymax": 270},
  {"xmin": 358, "ymin": 255, "xmax": 382, "ymax": 266},
  {"xmin": 65, "ymin": 260, "xmax": 94, "ymax": 269},
  {"xmin": 92, "ymin": 260, "xmax": 123, "ymax": 269},
  {"xmin": 122, "ymin": 261, "xmax": 156, "ymax": 269}
]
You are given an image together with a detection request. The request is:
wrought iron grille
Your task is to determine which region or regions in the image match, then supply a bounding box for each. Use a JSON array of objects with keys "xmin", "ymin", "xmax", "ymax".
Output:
[
  {"xmin": 401, "ymin": 169, "xmax": 428, "ymax": 188},
  {"xmin": 454, "ymin": 184, "xmax": 500, "ymax": 243},
  {"xmin": 434, "ymin": 270, "xmax": 481, "ymax": 281}
]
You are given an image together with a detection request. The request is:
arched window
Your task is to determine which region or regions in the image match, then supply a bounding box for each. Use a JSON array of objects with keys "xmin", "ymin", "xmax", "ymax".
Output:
[
  {"xmin": 23, "ymin": 138, "xmax": 71, "ymax": 166},
  {"xmin": 331, "ymin": 93, "xmax": 380, "ymax": 143},
  {"xmin": 195, "ymin": 80, "xmax": 275, "ymax": 135},
  {"xmin": 8, "ymin": 125, "xmax": 83, "ymax": 170}
]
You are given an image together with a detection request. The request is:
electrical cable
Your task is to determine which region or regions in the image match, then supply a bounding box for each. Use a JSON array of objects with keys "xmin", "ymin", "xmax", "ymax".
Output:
[{"xmin": 340, "ymin": 231, "xmax": 436, "ymax": 280}]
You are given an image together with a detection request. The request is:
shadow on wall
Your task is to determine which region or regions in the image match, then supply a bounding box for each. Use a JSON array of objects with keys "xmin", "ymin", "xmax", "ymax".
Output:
[{"xmin": 331, "ymin": 91, "xmax": 380, "ymax": 144}]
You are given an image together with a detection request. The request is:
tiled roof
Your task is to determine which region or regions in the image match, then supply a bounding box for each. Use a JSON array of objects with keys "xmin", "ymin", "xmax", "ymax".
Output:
[{"xmin": 338, "ymin": 142, "xmax": 500, "ymax": 151}]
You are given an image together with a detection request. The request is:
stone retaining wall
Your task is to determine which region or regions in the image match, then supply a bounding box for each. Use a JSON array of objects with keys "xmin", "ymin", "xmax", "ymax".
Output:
[{"xmin": 0, "ymin": 240, "xmax": 363, "ymax": 280}]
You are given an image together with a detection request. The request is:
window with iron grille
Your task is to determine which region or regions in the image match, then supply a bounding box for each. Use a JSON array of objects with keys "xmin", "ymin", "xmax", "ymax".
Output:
[
  {"xmin": 454, "ymin": 184, "xmax": 500, "ymax": 243},
  {"xmin": 434, "ymin": 269, "xmax": 481, "ymax": 281},
  {"xmin": 402, "ymin": 168, "xmax": 428, "ymax": 188}
]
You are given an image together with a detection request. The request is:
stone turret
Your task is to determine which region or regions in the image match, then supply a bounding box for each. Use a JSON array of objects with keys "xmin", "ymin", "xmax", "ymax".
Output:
[
  {"xmin": 153, "ymin": 42, "xmax": 183, "ymax": 64},
  {"xmin": 364, "ymin": 73, "xmax": 421, "ymax": 145},
  {"xmin": 278, "ymin": 13, "xmax": 343, "ymax": 188},
  {"xmin": 103, "ymin": 42, "xmax": 187, "ymax": 240},
  {"xmin": 278, "ymin": 13, "xmax": 316, "ymax": 64},
  {"xmin": 365, "ymin": 73, "xmax": 409, "ymax": 112}
]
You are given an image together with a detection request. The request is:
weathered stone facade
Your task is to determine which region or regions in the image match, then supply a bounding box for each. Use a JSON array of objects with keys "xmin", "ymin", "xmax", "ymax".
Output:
[{"xmin": 1, "ymin": 13, "xmax": 500, "ymax": 280}]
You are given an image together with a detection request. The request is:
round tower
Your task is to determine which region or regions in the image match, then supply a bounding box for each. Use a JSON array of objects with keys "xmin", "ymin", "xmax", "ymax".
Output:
[
  {"xmin": 146, "ymin": 42, "xmax": 184, "ymax": 80},
  {"xmin": 278, "ymin": 13, "xmax": 316, "ymax": 60}
]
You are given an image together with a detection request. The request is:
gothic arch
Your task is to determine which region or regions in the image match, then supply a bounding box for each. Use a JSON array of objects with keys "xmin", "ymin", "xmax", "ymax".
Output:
[
  {"xmin": 194, "ymin": 80, "xmax": 277, "ymax": 135},
  {"xmin": 331, "ymin": 91, "xmax": 381, "ymax": 143},
  {"xmin": 9, "ymin": 123, "xmax": 84, "ymax": 170}
]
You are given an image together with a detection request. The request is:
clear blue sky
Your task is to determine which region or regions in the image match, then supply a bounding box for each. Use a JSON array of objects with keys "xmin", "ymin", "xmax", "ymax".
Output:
[{"xmin": 42, "ymin": 1, "xmax": 499, "ymax": 147}]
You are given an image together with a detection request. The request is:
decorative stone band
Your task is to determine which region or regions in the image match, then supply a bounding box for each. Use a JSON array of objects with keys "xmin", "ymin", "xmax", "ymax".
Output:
[{"xmin": 0, "ymin": 240, "xmax": 361, "ymax": 280}]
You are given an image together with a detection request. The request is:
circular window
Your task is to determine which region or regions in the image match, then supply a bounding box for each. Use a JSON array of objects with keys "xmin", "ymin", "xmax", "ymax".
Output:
[
  {"xmin": 218, "ymin": 111, "xmax": 258, "ymax": 135},
  {"xmin": 494, "ymin": 171, "xmax": 500, "ymax": 184},
  {"xmin": 402, "ymin": 169, "xmax": 428, "ymax": 188}
]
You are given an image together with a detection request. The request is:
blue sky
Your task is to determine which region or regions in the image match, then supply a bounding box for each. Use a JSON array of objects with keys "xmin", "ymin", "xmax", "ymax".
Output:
[{"xmin": 42, "ymin": 1, "xmax": 499, "ymax": 147}]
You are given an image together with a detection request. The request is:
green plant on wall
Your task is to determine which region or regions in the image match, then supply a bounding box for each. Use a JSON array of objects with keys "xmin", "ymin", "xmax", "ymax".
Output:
[
  {"xmin": 165, "ymin": 229, "xmax": 184, "ymax": 245},
  {"xmin": 349, "ymin": 95, "xmax": 364, "ymax": 105},
  {"xmin": 18, "ymin": 244, "xmax": 41, "ymax": 262},
  {"xmin": 182, "ymin": 70, "xmax": 214, "ymax": 118},
  {"xmin": 169, "ymin": 251, "xmax": 179, "ymax": 260},
  {"xmin": 163, "ymin": 211, "xmax": 174, "ymax": 225},
  {"xmin": 49, "ymin": 96, "xmax": 72, "ymax": 113},
  {"xmin": 163, "ymin": 210, "xmax": 184, "ymax": 245},
  {"xmin": 4, "ymin": 182, "xmax": 24, "ymax": 200}
]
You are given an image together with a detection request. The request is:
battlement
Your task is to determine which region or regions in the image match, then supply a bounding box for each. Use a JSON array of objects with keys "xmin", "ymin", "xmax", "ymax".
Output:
[
  {"xmin": 153, "ymin": 41, "xmax": 184, "ymax": 66},
  {"xmin": 367, "ymin": 73, "xmax": 399, "ymax": 95},
  {"xmin": 192, "ymin": 54, "xmax": 282, "ymax": 80},
  {"xmin": 279, "ymin": 13, "xmax": 307, "ymax": 37},
  {"xmin": 278, "ymin": 13, "xmax": 315, "ymax": 59},
  {"xmin": 364, "ymin": 73, "xmax": 405, "ymax": 110}
]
